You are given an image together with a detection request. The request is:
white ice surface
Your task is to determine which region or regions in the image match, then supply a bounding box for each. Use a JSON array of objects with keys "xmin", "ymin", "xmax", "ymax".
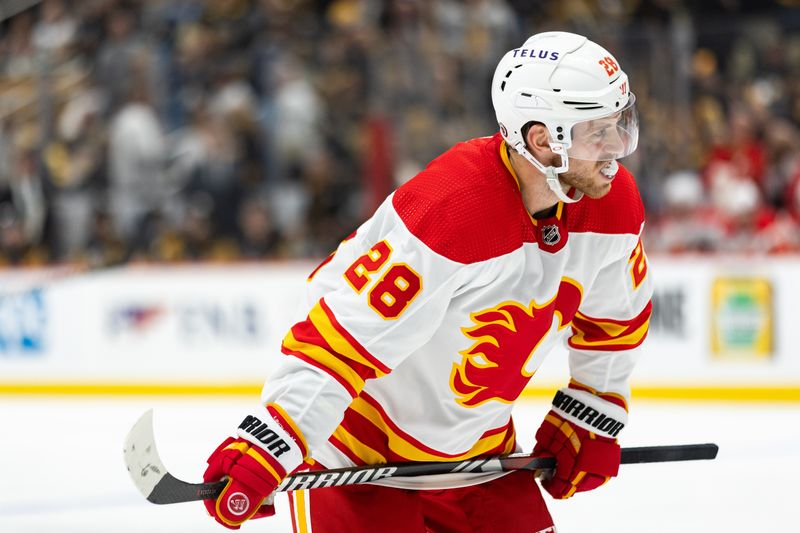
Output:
[{"xmin": 1, "ymin": 397, "xmax": 797, "ymax": 532}]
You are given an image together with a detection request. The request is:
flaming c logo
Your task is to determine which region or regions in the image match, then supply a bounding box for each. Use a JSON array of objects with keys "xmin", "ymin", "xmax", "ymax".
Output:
[{"xmin": 450, "ymin": 279, "xmax": 582, "ymax": 407}]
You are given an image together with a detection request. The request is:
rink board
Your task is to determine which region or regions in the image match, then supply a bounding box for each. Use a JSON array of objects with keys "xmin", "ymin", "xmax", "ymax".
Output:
[{"xmin": 1, "ymin": 256, "xmax": 799, "ymax": 399}]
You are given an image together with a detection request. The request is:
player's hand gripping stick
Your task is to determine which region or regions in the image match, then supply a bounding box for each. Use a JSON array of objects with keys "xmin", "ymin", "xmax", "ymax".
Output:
[
  {"xmin": 534, "ymin": 387, "xmax": 627, "ymax": 499},
  {"xmin": 203, "ymin": 406, "xmax": 308, "ymax": 529}
]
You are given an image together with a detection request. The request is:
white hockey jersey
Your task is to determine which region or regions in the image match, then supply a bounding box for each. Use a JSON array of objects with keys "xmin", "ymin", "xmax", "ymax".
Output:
[{"xmin": 263, "ymin": 133, "xmax": 653, "ymax": 486}]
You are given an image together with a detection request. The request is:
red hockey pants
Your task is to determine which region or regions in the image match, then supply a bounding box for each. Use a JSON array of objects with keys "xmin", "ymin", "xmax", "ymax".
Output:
[{"xmin": 287, "ymin": 468, "xmax": 555, "ymax": 533}]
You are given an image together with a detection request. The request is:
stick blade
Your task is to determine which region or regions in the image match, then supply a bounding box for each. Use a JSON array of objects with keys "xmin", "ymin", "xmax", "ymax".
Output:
[
  {"xmin": 123, "ymin": 409, "xmax": 226, "ymax": 504},
  {"xmin": 123, "ymin": 409, "xmax": 171, "ymax": 503}
]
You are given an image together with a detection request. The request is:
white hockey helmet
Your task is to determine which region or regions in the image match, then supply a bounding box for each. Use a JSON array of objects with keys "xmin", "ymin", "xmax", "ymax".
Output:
[{"xmin": 491, "ymin": 31, "xmax": 639, "ymax": 202}]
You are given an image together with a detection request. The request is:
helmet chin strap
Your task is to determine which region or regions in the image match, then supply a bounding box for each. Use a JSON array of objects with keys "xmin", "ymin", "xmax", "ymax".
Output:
[
  {"xmin": 512, "ymin": 141, "xmax": 583, "ymax": 204},
  {"xmin": 545, "ymin": 167, "xmax": 582, "ymax": 204}
]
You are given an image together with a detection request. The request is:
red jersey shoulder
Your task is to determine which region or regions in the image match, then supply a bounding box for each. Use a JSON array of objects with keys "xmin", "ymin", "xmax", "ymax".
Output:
[
  {"xmin": 392, "ymin": 134, "xmax": 534, "ymax": 264},
  {"xmin": 568, "ymin": 164, "xmax": 645, "ymax": 235}
]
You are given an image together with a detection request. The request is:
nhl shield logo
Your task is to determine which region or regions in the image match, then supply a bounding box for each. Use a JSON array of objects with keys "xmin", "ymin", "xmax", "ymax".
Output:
[
  {"xmin": 542, "ymin": 225, "xmax": 561, "ymax": 246},
  {"xmin": 227, "ymin": 492, "xmax": 250, "ymax": 516}
]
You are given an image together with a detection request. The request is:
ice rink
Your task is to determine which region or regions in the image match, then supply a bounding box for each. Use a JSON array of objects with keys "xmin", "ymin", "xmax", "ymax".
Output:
[{"xmin": 1, "ymin": 396, "xmax": 797, "ymax": 532}]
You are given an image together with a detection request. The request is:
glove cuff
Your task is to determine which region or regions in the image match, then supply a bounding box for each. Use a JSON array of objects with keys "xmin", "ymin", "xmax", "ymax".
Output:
[
  {"xmin": 550, "ymin": 388, "xmax": 628, "ymax": 440},
  {"xmin": 236, "ymin": 404, "xmax": 308, "ymax": 478}
]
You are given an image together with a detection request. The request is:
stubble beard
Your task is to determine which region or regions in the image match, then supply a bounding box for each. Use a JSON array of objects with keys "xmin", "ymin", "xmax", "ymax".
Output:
[{"xmin": 559, "ymin": 164, "xmax": 613, "ymax": 199}]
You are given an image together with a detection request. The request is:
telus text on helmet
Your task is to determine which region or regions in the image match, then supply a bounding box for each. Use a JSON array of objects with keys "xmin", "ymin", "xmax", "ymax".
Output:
[{"xmin": 511, "ymin": 49, "xmax": 560, "ymax": 60}]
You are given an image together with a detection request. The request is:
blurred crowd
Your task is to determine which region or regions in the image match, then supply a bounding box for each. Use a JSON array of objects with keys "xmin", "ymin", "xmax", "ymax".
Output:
[{"xmin": 0, "ymin": 0, "xmax": 799, "ymax": 268}]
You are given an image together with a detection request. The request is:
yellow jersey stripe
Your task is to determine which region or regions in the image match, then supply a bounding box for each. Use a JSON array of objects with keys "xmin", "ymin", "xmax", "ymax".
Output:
[
  {"xmin": 268, "ymin": 402, "xmax": 310, "ymax": 457},
  {"xmin": 571, "ymin": 319, "xmax": 649, "ymax": 348},
  {"xmin": 283, "ymin": 330, "xmax": 365, "ymax": 394},
  {"xmin": 309, "ymin": 303, "xmax": 387, "ymax": 378},
  {"xmin": 349, "ymin": 397, "xmax": 510, "ymax": 461},
  {"xmin": 332, "ymin": 425, "xmax": 388, "ymax": 465}
]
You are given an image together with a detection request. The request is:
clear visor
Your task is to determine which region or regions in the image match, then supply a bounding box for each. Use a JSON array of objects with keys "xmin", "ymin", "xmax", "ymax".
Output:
[{"xmin": 565, "ymin": 94, "xmax": 639, "ymax": 162}]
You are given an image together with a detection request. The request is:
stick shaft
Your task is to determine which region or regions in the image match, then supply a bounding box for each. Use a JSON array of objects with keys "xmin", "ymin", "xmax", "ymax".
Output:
[
  {"xmin": 620, "ymin": 443, "xmax": 718, "ymax": 464},
  {"xmin": 148, "ymin": 443, "xmax": 718, "ymax": 504}
]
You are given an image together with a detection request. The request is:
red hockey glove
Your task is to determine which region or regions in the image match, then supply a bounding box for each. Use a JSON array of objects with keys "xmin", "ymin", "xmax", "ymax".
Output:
[
  {"xmin": 533, "ymin": 387, "xmax": 627, "ymax": 499},
  {"xmin": 203, "ymin": 405, "xmax": 308, "ymax": 529}
]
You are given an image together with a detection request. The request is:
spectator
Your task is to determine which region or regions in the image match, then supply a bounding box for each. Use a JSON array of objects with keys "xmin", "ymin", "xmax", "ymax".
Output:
[
  {"xmin": 95, "ymin": 6, "xmax": 153, "ymax": 114},
  {"xmin": 82, "ymin": 208, "xmax": 128, "ymax": 268},
  {"xmin": 702, "ymin": 107, "xmax": 767, "ymax": 192},
  {"xmin": 107, "ymin": 81, "xmax": 166, "ymax": 241},
  {"xmin": 0, "ymin": 205, "xmax": 48, "ymax": 266},
  {"xmin": 2, "ymin": 10, "xmax": 36, "ymax": 77},
  {"xmin": 236, "ymin": 197, "xmax": 283, "ymax": 259},
  {"xmin": 31, "ymin": 0, "xmax": 76, "ymax": 57},
  {"xmin": 710, "ymin": 166, "xmax": 779, "ymax": 254},
  {"xmin": 0, "ymin": 0, "xmax": 799, "ymax": 265},
  {"xmin": 646, "ymin": 171, "xmax": 726, "ymax": 253}
]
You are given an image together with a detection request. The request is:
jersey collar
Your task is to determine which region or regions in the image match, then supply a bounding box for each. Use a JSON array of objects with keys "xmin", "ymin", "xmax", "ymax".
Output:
[{"xmin": 499, "ymin": 140, "xmax": 564, "ymax": 226}]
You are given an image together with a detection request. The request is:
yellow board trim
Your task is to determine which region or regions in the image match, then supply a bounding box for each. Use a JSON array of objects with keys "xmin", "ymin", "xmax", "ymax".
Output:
[
  {"xmin": 0, "ymin": 382, "xmax": 265, "ymax": 396},
  {"xmin": 2, "ymin": 382, "xmax": 800, "ymax": 402},
  {"xmin": 519, "ymin": 385, "xmax": 800, "ymax": 403}
]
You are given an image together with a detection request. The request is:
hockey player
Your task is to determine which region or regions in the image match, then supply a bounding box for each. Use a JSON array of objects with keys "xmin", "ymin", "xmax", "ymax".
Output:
[{"xmin": 202, "ymin": 31, "xmax": 652, "ymax": 532}]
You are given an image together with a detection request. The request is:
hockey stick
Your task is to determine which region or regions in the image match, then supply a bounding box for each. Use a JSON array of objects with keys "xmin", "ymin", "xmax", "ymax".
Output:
[{"xmin": 123, "ymin": 409, "xmax": 718, "ymax": 505}]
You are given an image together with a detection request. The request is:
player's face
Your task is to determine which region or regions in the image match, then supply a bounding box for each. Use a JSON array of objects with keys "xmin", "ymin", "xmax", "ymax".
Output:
[
  {"xmin": 570, "ymin": 115, "xmax": 627, "ymax": 160},
  {"xmin": 567, "ymin": 96, "xmax": 639, "ymax": 163},
  {"xmin": 558, "ymin": 114, "xmax": 629, "ymax": 199},
  {"xmin": 558, "ymin": 157, "xmax": 618, "ymax": 199}
]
